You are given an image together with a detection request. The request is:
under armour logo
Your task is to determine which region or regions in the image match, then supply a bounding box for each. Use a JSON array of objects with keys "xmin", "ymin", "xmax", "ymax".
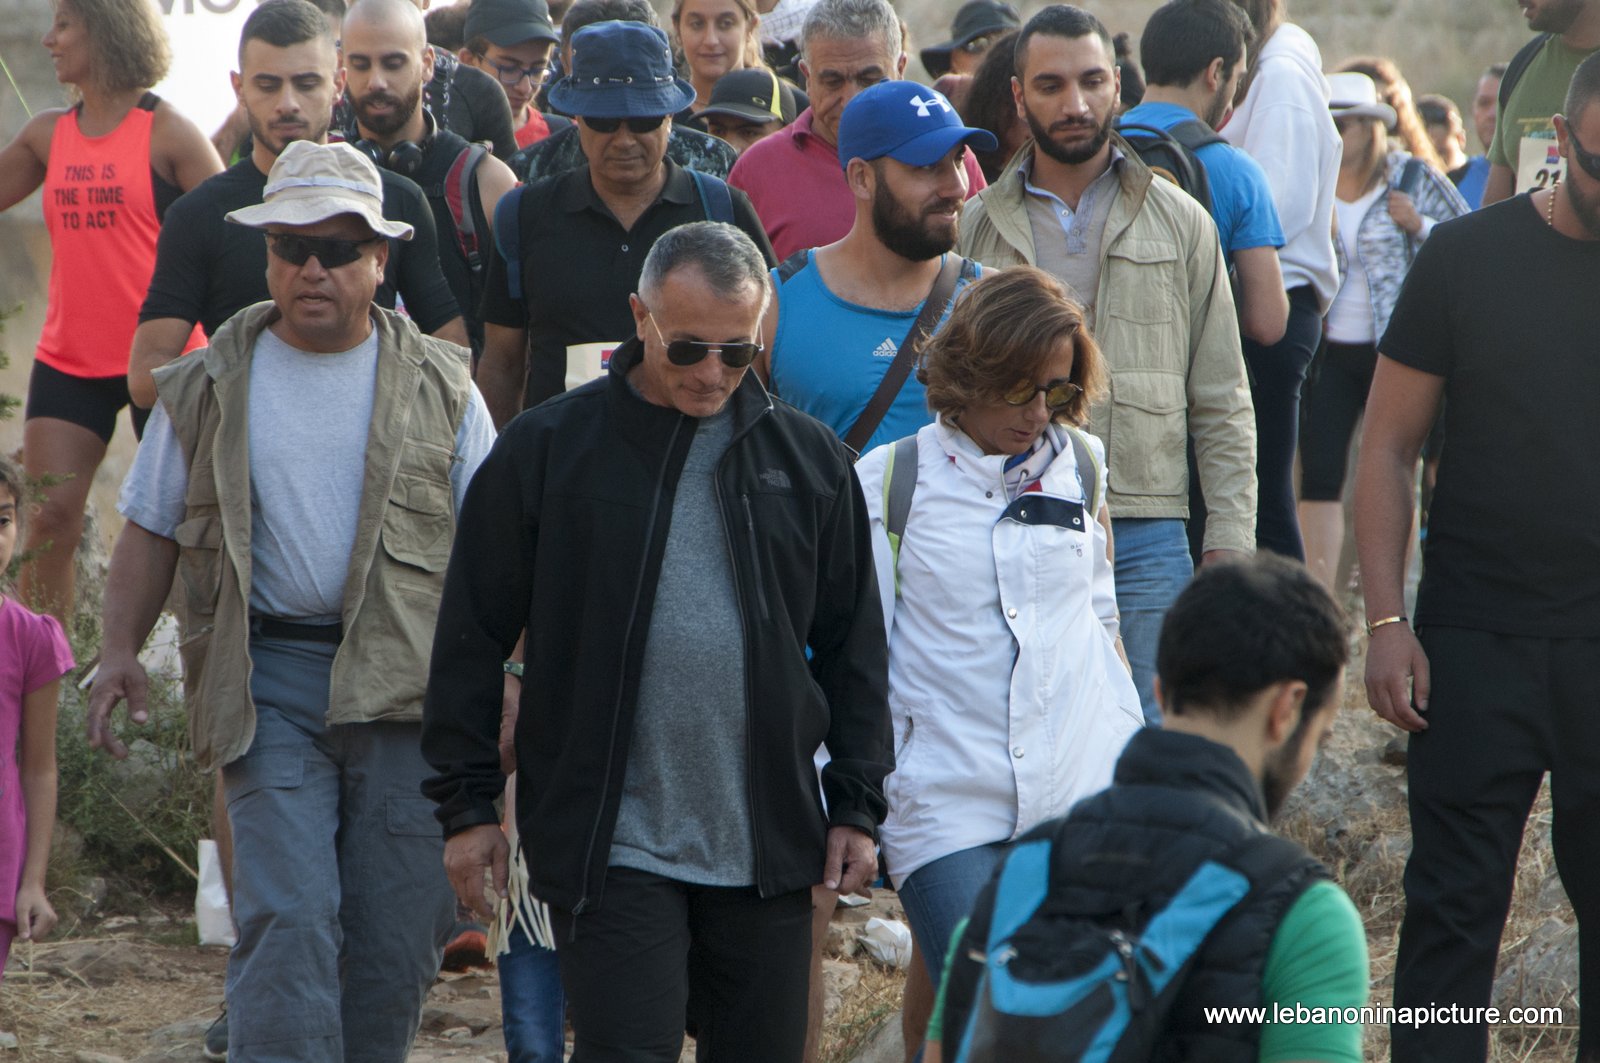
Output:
[{"xmin": 908, "ymin": 94, "xmax": 952, "ymax": 118}]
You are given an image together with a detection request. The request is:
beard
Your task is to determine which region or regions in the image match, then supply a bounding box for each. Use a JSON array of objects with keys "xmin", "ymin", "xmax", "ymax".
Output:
[
  {"xmin": 1563, "ymin": 177, "xmax": 1600, "ymax": 240},
  {"xmin": 871, "ymin": 179, "xmax": 961, "ymax": 262},
  {"xmin": 352, "ymin": 81, "xmax": 423, "ymax": 139},
  {"xmin": 1025, "ymin": 98, "xmax": 1115, "ymax": 165},
  {"xmin": 1200, "ymin": 82, "xmax": 1232, "ymax": 132},
  {"xmin": 1530, "ymin": 0, "xmax": 1585, "ymax": 32},
  {"xmin": 1261, "ymin": 715, "xmax": 1322, "ymax": 822},
  {"xmin": 247, "ymin": 104, "xmax": 330, "ymax": 159}
]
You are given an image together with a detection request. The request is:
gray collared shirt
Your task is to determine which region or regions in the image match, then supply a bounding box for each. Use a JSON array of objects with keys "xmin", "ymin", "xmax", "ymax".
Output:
[{"xmin": 1021, "ymin": 147, "xmax": 1124, "ymax": 317}]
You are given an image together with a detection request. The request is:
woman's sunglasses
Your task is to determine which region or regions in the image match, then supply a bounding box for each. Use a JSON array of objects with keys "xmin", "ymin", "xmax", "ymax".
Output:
[
  {"xmin": 582, "ymin": 115, "xmax": 668, "ymax": 134},
  {"xmin": 1003, "ymin": 378, "xmax": 1083, "ymax": 410},
  {"xmin": 648, "ymin": 314, "xmax": 761, "ymax": 368},
  {"xmin": 266, "ymin": 233, "xmax": 381, "ymax": 268}
]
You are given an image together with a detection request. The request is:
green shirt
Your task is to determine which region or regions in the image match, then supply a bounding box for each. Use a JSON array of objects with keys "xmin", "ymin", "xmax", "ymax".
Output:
[
  {"xmin": 929, "ymin": 879, "xmax": 1369, "ymax": 1062},
  {"xmin": 1488, "ymin": 35, "xmax": 1600, "ymax": 182}
]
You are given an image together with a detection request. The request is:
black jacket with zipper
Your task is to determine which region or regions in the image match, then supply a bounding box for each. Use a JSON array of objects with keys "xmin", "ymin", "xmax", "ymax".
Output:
[{"xmin": 421, "ymin": 337, "xmax": 893, "ymax": 914}]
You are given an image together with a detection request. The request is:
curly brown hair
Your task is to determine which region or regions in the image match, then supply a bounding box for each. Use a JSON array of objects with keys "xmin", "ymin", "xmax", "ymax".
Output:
[
  {"xmin": 60, "ymin": 0, "xmax": 171, "ymax": 95},
  {"xmin": 918, "ymin": 266, "xmax": 1106, "ymax": 428}
]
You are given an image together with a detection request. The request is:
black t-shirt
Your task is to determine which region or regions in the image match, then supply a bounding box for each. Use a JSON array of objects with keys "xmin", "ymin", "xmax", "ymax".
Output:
[
  {"xmin": 1380, "ymin": 194, "xmax": 1600, "ymax": 635},
  {"xmin": 140, "ymin": 157, "xmax": 461, "ymax": 338},
  {"xmin": 481, "ymin": 160, "xmax": 776, "ymax": 409},
  {"xmin": 333, "ymin": 53, "xmax": 517, "ymax": 161}
]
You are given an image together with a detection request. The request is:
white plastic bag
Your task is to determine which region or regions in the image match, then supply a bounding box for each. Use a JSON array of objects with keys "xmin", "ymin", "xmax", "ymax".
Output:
[
  {"xmin": 861, "ymin": 917, "xmax": 913, "ymax": 968},
  {"xmin": 196, "ymin": 839, "xmax": 237, "ymax": 947}
]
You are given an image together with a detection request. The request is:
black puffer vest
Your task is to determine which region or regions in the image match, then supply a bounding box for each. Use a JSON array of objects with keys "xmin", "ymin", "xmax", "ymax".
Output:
[{"xmin": 1037, "ymin": 727, "xmax": 1327, "ymax": 1061}]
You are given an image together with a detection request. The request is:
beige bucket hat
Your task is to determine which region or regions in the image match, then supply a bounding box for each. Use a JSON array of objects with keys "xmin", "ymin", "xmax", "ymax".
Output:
[{"xmin": 225, "ymin": 140, "xmax": 414, "ymax": 240}]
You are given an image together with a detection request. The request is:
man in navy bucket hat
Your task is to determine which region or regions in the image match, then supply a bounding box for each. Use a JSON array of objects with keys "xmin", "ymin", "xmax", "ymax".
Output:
[{"xmin": 475, "ymin": 18, "xmax": 774, "ymax": 423}]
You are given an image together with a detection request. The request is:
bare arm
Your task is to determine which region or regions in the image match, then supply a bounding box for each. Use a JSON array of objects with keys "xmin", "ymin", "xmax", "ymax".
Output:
[
  {"xmin": 432, "ymin": 316, "xmax": 471, "ymax": 349},
  {"xmin": 87, "ymin": 522, "xmax": 180, "ymax": 758},
  {"xmin": 1232, "ymin": 245, "xmax": 1289, "ymax": 347},
  {"xmin": 0, "ymin": 111, "xmax": 61, "ymax": 213},
  {"xmin": 1353, "ymin": 356, "xmax": 1442, "ymax": 733},
  {"xmin": 478, "ymin": 323, "xmax": 529, "ymax": 430},
  {"xmin": 129, "ymin": 317, "xmax": 201, "ymax": 409},
  {"xmin": 1480, "ymin": 163, "xmax": 1515, "ymax": 207},
  {"xmin": 475, "ymin": 153, "xmax": 519, "ymax": 230},
  {"xmin": 15, "ymin": 679, "xmax": 61, "ymax": 942},
  {"xmin": 152, "ymin": 103, "xmax": 225, "ymax": 193},
  {"xmin": 210, "ymin": 105, "xmax": 250, "ymax": 164}
]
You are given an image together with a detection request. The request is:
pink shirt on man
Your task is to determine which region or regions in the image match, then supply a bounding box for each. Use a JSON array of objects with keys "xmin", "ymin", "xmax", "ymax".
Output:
[{"xmin": 729, "ymin": 108, "xmax": 989, "ymax": 262}]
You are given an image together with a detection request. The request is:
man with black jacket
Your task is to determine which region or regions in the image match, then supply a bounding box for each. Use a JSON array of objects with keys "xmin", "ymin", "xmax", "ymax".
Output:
[{"xmin": 422, "ymin": 222, "xmax": 892, "ymax": 1063}]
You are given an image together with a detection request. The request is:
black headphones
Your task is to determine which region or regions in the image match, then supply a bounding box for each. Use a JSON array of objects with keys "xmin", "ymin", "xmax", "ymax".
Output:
[{"xmin": 352, "ymin": 108, "xmax": 435, "ymax": 179}]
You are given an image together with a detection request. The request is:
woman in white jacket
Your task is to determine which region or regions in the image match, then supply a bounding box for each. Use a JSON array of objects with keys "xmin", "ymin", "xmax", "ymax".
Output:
[{"xmin": 854, "ymin": 267, "xmax": 1143, "ymax": 992}]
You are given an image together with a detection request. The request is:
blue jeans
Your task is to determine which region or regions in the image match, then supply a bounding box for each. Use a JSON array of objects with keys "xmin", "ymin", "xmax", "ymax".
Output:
[
  {"xmin": 1111, "ymin": 517, "xmax": 1193, "ymax": 725},
  {"xmin": 499, "ymin": 921, "xmax": 566, "ymax": 1062},
  {"xmin": 897, "ymin": 843, "xmax": 1009, "ymax": 988}
]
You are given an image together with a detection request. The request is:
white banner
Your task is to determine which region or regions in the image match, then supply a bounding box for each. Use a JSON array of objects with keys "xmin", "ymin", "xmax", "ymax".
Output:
[{"xmin": 155, "ymin": 0, "xmax": 259, "ymax": 140}]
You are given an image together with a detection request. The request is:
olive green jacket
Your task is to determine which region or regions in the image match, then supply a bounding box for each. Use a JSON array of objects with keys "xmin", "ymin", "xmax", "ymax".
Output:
[
  {"xmin": 153, "ymin": 302, "xmax": 473, "ymax": 770},
  {"xmin": 957, "ymin": 139, "xmax": 1257, "ymax": 553}
]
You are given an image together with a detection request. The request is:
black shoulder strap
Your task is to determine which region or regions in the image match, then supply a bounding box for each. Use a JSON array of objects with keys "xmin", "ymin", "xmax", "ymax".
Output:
[
  {"xmin": 137, "ymin": 92, "xmax": 159, "ymax": 112},
  {"xmin": 1500, "ymin": 33, "xmax": 1551, "ymax": 112},
  {"xmin": 840, "ymin": 254, "xmax": 965, "ymax": 456},
  {"xmin": 1164, "ymin": 117, "xmax": 1226, "ymax": 152},
  {"xmin": 690, "ymin": 168, "xmax": 736, "ymax": 224},
  {"xmin": 492, "ymin": 184, "xmax": 528, "ymax": 300},
  {"xmin": 774, "ymin": 248, "xmax": 811, "ymax": 284}
]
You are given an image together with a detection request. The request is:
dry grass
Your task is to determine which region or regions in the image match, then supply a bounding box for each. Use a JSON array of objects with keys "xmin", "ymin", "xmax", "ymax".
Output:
[{"xmin": 820, "ymin": 961, "xmax": 909, "ymax": 1063}]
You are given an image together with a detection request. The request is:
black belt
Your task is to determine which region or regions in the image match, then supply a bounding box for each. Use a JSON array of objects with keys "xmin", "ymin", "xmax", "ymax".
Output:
[{"xmin": 248, "ymin": 616, "xmax": 344, "ymax": 644}]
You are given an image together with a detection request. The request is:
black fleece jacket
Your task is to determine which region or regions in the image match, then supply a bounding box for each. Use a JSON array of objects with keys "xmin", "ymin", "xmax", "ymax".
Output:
[{"xmin": 421, "ymin": 338, "xmax": 893, "ymax": 914}]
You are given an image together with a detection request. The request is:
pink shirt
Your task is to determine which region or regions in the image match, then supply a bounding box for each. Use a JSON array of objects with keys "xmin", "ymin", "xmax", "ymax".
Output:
[
  {"xmin": 0, "ymin": 595, "xmax": 73, "ymax": 924},
  {"xmin": 728, "ymin": 108, "xmax": 989, "ymax": 262}
]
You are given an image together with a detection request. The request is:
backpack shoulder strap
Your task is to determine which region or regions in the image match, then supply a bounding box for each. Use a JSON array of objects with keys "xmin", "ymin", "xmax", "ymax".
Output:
[
  {"xmin": 1062, "ymin": 425, "xmax": 1104, "ymax": 518},
  {"xmin": 881, "ymin": 434, "xmax": 919, "ymax": 594},
  {"xmin": 1164, "ymin": 117, "xmax": 1226, "ymax": 152},
  {"xmin": 1500, "ymin": 33, "xmax": 1551, "ymax": 112},
  {"xmin": 137, "ymin": 92, "xmax": 160, "ymax": 112},
  {"xmin": 774, "ymin": 248, "xmax": 811, "ymax": 284},
  {"xmin": 492, "ymin": 183, "xmax": 527, "ymax": 300},
  {"xmin": 445, "ymin": 143, "xmax": 490, "ymax": 272},
  {"xmin": 984, "ymin": 837, "xmax": 1055, "ymax": 951},
  {"xmin": 690, "ymin": 168, "xmax": 736, "ymax": 224}
]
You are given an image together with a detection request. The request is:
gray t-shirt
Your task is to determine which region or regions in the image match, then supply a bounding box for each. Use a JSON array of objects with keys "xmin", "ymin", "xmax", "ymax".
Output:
[
  {"xmin": 119, "ymin": 324, "xmax": 495, "ymax": 621},
  {"xmin": 608, "ymin": 407, "xmax": 755, "ymax": 886}
]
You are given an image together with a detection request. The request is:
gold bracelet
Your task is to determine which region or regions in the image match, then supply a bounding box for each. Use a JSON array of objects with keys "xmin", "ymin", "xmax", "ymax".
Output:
[{"xmin": 1366, "ymin": 615, "xmax": 1409, "ymax": 636}]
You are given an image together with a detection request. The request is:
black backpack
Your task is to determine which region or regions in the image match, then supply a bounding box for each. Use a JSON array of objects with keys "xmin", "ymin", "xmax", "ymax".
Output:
[
  {"xmin": 1115, "ymin": 118, "xmax": 1225, "ymax": 220},
  {"xmin": 1499, "ymin": 34, "xmax": 1551, "ymax": 113}
]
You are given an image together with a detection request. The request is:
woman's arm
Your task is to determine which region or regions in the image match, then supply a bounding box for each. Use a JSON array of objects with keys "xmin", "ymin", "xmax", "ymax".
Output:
[
  {"xmin": 16, "ymin": 678, "xmax": 61, "ymax": 943},
  {"xmin": 152, "ymin": 101, "xmax": 225, "ymax": 193},
  {"xmin": 0, "ymin": 110, "xmax": 63, "ymax": 214}
]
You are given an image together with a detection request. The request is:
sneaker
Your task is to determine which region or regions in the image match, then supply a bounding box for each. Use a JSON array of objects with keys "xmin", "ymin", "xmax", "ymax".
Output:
[
  {"xmin": 440, "ymin": 922, "xmax": 489, "ymax": 972},
  {"xmin": 202, "ymin": 1006, "xmax": 228, "ymax": 1061}
]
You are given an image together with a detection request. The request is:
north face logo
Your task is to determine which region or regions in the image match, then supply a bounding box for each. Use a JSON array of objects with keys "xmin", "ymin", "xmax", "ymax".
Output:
[
  {"xmin": 872, "ymin": 338, "xmax": 897, "ymax": 358},
  {"xmin": 908, "ymin": 94, "xmax": 952, "ymax": 118},
  {"xmin": 760, "ymin": 468, "xmax": 792, "ymax": 489}
]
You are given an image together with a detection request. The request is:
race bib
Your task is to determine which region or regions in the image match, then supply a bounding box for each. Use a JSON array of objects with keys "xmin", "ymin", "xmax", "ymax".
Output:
[
  {"xmin": 565, "ymin": 342, "xmax": 620, "ymax": 391},
  {"xmin": 1518, "ymin": 134, "xmax": 1565, "ymax": 192}
]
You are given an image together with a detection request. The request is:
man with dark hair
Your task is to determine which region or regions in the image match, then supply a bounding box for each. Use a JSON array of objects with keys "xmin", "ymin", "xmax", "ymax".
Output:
[
  {"xmin": 342, "ymin": 0, "xmax": 519, "ymax": 358},
  {"xmin": 476, "ymin": 20, "xmax": 774, "ymax": 425},
  {"xmin": 457, "ymin": 0, "xmax": 569, "ymax": 150},
  {"xmin": 1418, "ymin": 92, "xmax": 1492, "ymax": 208},
  {"xmin": 132, "ymin": 0, "xmax": 467, "ymax": 410},
  {"xmin": 959, "ymin": 3, "xmax": 1257, "ymax": 724},
  {"xmin": 1358, "ymin": 52, "xmax": 1600, "ymax": 1063},
  {"xmin": 926, "ymin": 554, "xmax": 1366, "ymax": 1063},
  {"xmin": 698, "ymin": 67, "xmax": 802, "ymax": 155},
  {"xmin": 423, "ymin": 221, "xmax": 893, "ymax": 1062},
  {"xmin": 1473, "ymin": 62, "xmax": 1508, "ymax": 159},
  {"xmin": 1480, "ymin": 0, "xmax": 1600, "ymax": 204}
]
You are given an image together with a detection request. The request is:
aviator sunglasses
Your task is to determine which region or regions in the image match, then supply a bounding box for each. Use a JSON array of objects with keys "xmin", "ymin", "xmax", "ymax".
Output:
[
  {"xmin": 647, "ymin": 313, "xmax": 762, "ymax": 368},
  {"xmin": 266, "ymin": 233, "xmax": 382, "ymax": 268},
  {"xmin": 1003, "ymin": 377, "xmax": 1083, "ymax": 410},
  {"xmin": 582, "ymin": 114, "xmax": 668, "ymax": 134}
]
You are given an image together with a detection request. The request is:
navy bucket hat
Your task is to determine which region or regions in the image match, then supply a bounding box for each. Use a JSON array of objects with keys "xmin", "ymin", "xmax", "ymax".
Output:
[{"xmin": 547, "ymin": 21, "xmax": 696, "ymax": 119}]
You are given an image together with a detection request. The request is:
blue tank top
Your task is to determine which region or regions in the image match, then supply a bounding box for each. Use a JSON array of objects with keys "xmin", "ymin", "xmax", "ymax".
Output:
[{"xmin": 769, "ymin": 251, "xmax": 977, "ymax": 455}]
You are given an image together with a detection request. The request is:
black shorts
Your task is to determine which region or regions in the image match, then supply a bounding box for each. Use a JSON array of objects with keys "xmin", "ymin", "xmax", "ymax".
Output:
[{"xmin": 24, "ymin": 360, "xmax": 149, "ymax": 443}]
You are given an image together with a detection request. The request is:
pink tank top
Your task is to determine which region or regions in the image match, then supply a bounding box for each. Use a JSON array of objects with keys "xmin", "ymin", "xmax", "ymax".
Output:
[{"xmin": 36, "ymin": 96, "xmax": 201, "ymax": 378}]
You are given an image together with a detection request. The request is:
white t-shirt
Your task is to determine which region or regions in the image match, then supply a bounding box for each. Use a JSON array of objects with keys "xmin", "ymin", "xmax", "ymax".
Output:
[{"xmin": 1326, "ymin": 183, "xmax": 1387, "ymax": 345}]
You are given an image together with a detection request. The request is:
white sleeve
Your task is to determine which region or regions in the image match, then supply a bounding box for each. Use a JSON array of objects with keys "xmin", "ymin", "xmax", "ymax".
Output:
[
  {"xmin": 852, "ymin": 443, "xmax": 897, "ymax": 644},
  {"xmin": 116, "ymin": 403, "xmax": 190, "ymax": 540},
  {"xmin": 1085, "ymin": 434, "xmax": 1120, "ymax": 641},
  {"xmin": 451, "ymin": 384, "xmax": 498, "ymax": 516}
]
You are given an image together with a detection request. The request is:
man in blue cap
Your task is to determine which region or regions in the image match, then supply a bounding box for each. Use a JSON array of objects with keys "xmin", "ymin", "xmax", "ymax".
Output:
[
  {"xmin": 476, "ymin": 19, "xmax": 774, "ymax": 425},
  {"xmin": 759, "ymin": 80, "xmax": 994, "ymax": 457}
]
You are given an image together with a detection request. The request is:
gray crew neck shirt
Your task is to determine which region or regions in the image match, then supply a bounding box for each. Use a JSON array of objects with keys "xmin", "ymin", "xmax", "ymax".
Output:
[{"xmin": 608, "ymin": 406, "xmax": 756, "ymax": 886}]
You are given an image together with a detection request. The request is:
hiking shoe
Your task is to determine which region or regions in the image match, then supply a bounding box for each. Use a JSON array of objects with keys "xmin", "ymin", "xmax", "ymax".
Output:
[
  {"xmin": 202, "ymin": 1006, "xmax": 228, "ymax": 1061},
  {"xmin": 440, "ymin": 922, "xmax": 490, "ymax": 972}
]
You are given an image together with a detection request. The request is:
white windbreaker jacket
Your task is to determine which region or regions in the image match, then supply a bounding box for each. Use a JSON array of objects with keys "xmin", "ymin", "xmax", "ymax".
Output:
[{"xmin": 855, "ymin": 418, "xmax": 1144, "ymax": 888}]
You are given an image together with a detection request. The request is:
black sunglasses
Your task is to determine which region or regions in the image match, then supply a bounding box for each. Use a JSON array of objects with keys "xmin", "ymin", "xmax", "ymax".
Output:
[
  {"xmin": 266, "ymin": 233, "xmax": 381, "ymax": 268},
  {"xmin": 1564, "ymin": 118, "xmax": 1600, "ymax": 181},
  {"xmin": 647, "ymin": 314, "xmax": 761, "ymax": 368},
  {"xmin": 1003, "ymin": 377, "xmax": 1083, "ymax": 410},
  {"xmin": 582, "ymin": 114, "xmax": 668, "ymax": 134}
]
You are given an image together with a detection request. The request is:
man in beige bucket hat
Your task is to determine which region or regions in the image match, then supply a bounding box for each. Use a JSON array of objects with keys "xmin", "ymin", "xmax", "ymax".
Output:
[{"xmin": 90, "ymin": 139, "xmax": 497, "ymax": 1063}]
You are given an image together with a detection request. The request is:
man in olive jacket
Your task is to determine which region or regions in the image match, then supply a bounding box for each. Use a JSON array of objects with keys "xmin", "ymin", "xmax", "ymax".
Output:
[
  {"xmin": 957, "ymin": 4, "xmax": 1256, "ymax": 724},
  {"xmin": 422, "ymin": 222, "xmax": 892, "ymax": 1062}
]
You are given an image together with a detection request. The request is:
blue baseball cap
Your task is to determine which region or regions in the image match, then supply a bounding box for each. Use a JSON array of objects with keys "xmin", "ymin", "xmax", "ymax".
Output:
[{"xmin": 835, "ymin": 80, "xmax": 998, "ymax": 171}]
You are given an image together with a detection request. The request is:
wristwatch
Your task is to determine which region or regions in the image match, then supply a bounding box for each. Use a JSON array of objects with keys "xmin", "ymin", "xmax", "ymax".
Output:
[{"xmin": 503, "ymin": 660, "xmax": 525, "ymax": 678}]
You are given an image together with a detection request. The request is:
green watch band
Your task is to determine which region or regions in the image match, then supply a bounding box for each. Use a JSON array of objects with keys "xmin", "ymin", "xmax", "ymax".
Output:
[{"xmin": 503, "ymin": 660, "xmax": 525, "ymax": 678}]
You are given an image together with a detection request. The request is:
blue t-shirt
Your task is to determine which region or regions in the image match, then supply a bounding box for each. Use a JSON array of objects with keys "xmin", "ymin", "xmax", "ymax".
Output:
[
  {"xmin": 769, "ymin": 251, "xmax": 979, "ymax": 455},
  {"xmin": 1120, "ymin": 101, "xmax": 1285, "ymax": 260},
  {"xmin": 1452, "ymin": 155, "xmax": 1491, "ymax": 210}
]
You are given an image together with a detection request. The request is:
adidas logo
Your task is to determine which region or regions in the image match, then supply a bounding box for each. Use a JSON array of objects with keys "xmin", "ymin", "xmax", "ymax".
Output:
[{"xmin": 871, "ymin": 338, "xmax": 897, "ymax": 358}]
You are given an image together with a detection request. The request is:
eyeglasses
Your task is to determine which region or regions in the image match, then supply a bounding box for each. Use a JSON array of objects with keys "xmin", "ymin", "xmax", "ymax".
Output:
[
  {"xmin": 265, "ymin": 233, "xmax": 381, "ymax": 268},
  {"xmin": 1563, "ymin": 117, "xmax": 1600, "ymax": 180},
  {"xmin": 481, "ymin": 56, "xmax": 549, "ymax": 87},
  {"xmin": 647, "ymin": 313, "xmax": 761, "ymax": 368},
  {"xmin": 582, "ymin": 114, "xmax": 668, "ymax": 134},
  {"xmin": 1003, "ymin": 377, "xmax": 1083, "ymax": 410}
]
